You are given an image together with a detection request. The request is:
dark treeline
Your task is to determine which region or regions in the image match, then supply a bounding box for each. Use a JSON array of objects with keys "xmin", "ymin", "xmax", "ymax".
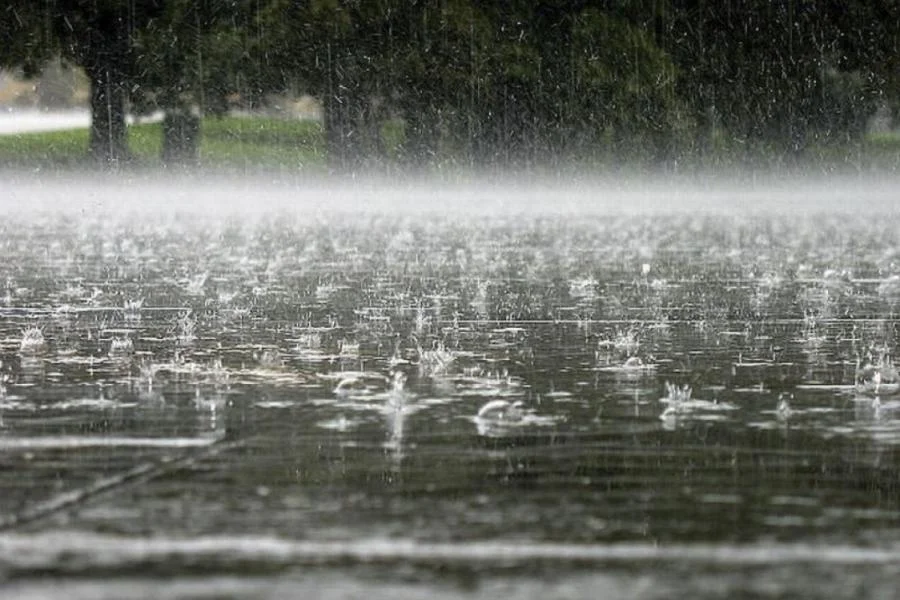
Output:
[{"xmin": 2, "ymin": 1, "xmax": 898, "ymax": 169}]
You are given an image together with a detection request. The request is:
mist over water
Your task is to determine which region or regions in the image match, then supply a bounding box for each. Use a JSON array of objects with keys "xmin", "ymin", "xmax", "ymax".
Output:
[
  {"xmin": 4, "ymin": 170, "xmax": 898, "ymax": 216},
  {"xmin": 3, "ymin": 169, "xmax": 900, "ymax": 599}
]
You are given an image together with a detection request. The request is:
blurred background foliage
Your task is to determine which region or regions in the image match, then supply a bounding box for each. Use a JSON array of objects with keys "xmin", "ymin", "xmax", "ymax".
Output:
[{"xmin": 1, "ymin": 0, "xmax": 898, "ymax": 170}]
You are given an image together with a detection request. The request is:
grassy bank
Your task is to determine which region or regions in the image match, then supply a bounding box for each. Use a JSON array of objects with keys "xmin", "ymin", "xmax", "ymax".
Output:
[
  {"xmin": 1, "ymin": 113, "xmax": 900, "ymax": 174},
  {"xmin": 0, "ymin": 115, "xmax": 327, "ymax": 171}
]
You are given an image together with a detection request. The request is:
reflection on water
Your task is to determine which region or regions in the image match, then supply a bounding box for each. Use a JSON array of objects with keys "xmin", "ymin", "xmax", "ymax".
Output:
[{"xmin": 2, "ymin": 209, "xmax": 900, "ymax": 596}]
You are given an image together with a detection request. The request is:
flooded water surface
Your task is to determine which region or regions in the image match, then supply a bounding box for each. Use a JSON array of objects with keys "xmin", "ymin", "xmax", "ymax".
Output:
[{"xmin": 2, "ymin": 183, "xmax": 900, "ymax": 598}]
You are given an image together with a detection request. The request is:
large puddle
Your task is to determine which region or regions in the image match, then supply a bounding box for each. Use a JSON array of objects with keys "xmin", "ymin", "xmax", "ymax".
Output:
[{"xmin": 2, "ymin": 181, "xmax": 900, "ymax": 597}]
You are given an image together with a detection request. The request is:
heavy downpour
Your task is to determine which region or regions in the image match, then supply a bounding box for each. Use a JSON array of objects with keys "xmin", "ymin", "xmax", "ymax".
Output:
[{"xmin": 2, "ymin": 3, "xmax": 900, "ymax": 599}]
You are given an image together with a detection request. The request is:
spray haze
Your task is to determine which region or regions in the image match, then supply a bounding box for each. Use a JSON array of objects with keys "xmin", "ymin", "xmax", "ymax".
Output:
[{"xmin": 3, "ymin": 170, "xmax": 896, "ymax": 217}]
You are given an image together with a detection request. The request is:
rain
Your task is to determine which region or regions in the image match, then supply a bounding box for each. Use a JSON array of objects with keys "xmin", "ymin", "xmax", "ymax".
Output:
[{"xmin": 2, "ymin": 2, "xmax": 900, "ymax": 599}]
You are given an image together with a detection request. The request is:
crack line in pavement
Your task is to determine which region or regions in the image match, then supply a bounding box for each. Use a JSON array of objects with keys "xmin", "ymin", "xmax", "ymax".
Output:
[{"xmin": 0, "ymin": 438, "xmax": 245, "ymax": 532}]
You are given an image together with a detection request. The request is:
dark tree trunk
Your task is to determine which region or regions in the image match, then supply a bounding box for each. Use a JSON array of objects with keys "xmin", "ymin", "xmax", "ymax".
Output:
[
  {"xmin": 322, "ymin": 40, "xmax": 374, "ymax": 173},
  {"xmin": 324, "ymin": 90, "xmax": 366, "ymax": 172},
  {"xmin": 82, "ymin": 12, "xmax": 131, "ymax": 165},
  {"xmin": 400, "ymin": 102, "xmax": 439, "ymax": 169},
  {"xmin": 86, "ymin": 62, "xmax": 129, "ymax": 164},
  {"xmin": 468, "ymin": 91, "xmax": 501, "ymax": 169},
  {"xmin": 162, "ymin": 109, "xmax": 201, "ymax": 167}
]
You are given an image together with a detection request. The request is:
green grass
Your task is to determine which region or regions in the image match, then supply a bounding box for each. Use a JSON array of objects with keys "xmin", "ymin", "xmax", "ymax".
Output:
[
  {"xmin": 0, "ymin": 127, "xmax": 93, "ymax": 167},
  {"xmin": 1, "ymin": 113, "xmax": 900, "ymax": 173},
  {"xmin": 128, "ymin": 120, "xmax": 163, "ymax": 162},
  {"xmin": 0, "ymin": 115, "xmax": 327, "ymax": 171},
  {"xmin": 199, "ymin": 116, "xmax": 325, "ymax": 169}
]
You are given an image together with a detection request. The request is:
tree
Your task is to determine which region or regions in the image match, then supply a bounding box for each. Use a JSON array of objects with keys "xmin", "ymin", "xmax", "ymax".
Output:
[
  {"xmin": 433, "ymin": 1, "xmax": 683, "ymax": 167},
  {"xmin": 1, "ymin": 1, "xmax": 163, "ymax": 164},
  {"xmin": 132, "ymin": 0, "xmax": 266, "ymax": 165},
  {"xmin": 7, "ymin": 0, "xmax": 896, "ymax": 170},
  {"xmin": 566, "ymin": 7, "xmax": 684, "ymax": 165},
  {"xmin": 0, "ymin": 4, "xmax": 53, "ymax": 77},
  {"xmin": 822, "ymin": 0, "xmax": 900, "ymax": 136},
  {"xmin": 667, "ymin": 0, "xmax": 894, "ymax": 161},
  {"xmin": 252, "ymin": 0, "xmax": 370, "ymax": 170}
]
